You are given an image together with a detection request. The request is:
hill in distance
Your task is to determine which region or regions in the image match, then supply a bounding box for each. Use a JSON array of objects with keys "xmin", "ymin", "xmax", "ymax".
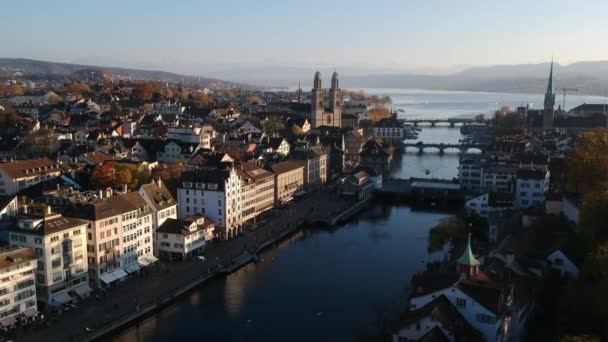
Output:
[{"xmin": 0, "ymin": 58, "xmax": 224, "ymax": 86}]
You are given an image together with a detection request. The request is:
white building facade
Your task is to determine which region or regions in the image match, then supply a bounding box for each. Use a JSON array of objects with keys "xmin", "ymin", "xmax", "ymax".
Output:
[{"xmin": 9, "ymin": 213, "xmax": 90, "ymax": 308}]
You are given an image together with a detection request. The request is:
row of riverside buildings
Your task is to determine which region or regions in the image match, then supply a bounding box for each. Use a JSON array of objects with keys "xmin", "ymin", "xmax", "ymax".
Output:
[{"xmin": 0, "ymin": 143, "xmax": 327, "ymax": 325}]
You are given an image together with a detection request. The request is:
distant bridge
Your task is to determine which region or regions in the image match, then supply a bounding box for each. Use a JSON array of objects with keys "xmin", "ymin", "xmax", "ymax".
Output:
[
  {"xmin": 399, "ymin": 118, "xmax": 476, "ymax": 127},
  {"xmin": 402, "ymin": 142, "xmax": 485, "ymax": 154}
]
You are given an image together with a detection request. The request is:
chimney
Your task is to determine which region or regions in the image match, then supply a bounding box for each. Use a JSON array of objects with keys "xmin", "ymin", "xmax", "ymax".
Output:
[
  {"xmin": 156, "ymin": 178, "xmax": 162, "ymax": 188},
  {"xmin": 98, "ymin": 189, "xmax": 103, "ymax": 199},
  {"xmin": 122, "ymin": 183, "xmax": 128, "ymax": 193},
  {"xmin": 45, "ymin": 205, "xmax": 52, "ymax": 215}
]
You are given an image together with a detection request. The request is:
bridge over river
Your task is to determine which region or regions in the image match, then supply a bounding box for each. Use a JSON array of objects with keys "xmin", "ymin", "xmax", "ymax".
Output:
[
  {"xmin": 402, "ymin": 142, "xmax": 485, "ymax": 154},
  {"xmin": 399, "ymin": 118, "xmax": 476, "ymax": 127}
]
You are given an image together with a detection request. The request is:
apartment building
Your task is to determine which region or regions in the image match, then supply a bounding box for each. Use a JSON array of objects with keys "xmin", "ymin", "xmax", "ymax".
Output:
[
  {"xmin": 236, "ymin": 163, "xmax": 275, "ymax": 224},
  {"xmin": 0, "ymin": 247, "xmax": 37, "ymax": 328},
  {"xmin": 156, "ymin": 215, "xmax": 215, "ymax": 260},
  {"xmin": 290, "ymin": 146, "xmax": 328, "ymax": 191},
  {"xmin": 65, "ymin": 191, "xmax": 155, "ymax": 287},
  {"xmin": 269, "ymin": 160, "xmax": 305, "ymax": 205},
  {"xmin": 9, "ymin": 211, "xmax": 90, "ymax": 308},
  {"xmin": 482, "ymin": 165, "xmax": 517, "ymax": 193},
  {"xmin": 167, "ymin": 125, "xmax": 214, "ymax": 148},
  {"xmin": 177, "ymin": 167, "xmax": 242, "ymax": 239},
  {"xmin": 0, "ymin": 158, "xmax": 62, "ymax": 195},
  {"xmin": 138, "ymin": 179, "xmax": 178, "ymax": 233},
  {"xmin": 515, "ymin": 168, "xmax": 550, "ymax": 209}
]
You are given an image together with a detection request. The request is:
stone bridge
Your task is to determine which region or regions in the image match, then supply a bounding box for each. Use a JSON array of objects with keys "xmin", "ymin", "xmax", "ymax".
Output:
[
  {"xmin": 399, "ymin": 118, "xmax": 476, "ymax": 127},
  {"xmin": 402, "ymin": 142, "xmax": 485, "ymax": 154}
]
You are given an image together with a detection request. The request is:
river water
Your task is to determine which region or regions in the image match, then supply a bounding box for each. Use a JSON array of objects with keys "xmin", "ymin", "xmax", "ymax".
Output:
[
  {"xmin": 112, "ymin": 130, "xmax": 458, "ymax": 342},
  {"xmin": 111, "ymin": 89, "xmax": 533, "ymax": 341}
]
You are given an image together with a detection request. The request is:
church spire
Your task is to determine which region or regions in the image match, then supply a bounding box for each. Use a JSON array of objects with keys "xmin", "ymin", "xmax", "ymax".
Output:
[
  {"xmin": 314, "ymin": 70, "xmax": 322, "ymax": 89},
  {"xmin": 457, "ymin": 233, "xmax": 480, "ymax": 278},
  {"xmin": 543, "ymin": 59, "xmax": 556, "ymax": 130},
  {"xmin": 545, "ymin": 59, "xmax": 554, "ymax": 103}
]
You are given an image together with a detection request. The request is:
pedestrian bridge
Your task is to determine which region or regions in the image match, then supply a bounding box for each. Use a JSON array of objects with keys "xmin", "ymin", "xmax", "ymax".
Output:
[{"xmin": 402, "ymin": 142, "xmax": 485, "ymax": 154}]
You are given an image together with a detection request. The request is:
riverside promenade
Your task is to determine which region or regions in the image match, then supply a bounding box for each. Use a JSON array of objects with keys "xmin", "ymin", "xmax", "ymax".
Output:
[{"xmin": 17, "ymin": 192, "xmax": 361, "ymax": 342}]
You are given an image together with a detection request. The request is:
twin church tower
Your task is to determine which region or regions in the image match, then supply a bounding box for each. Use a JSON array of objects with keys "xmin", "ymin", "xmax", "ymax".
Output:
[{"xmin": 310, "ymin": 71, "xmax": 342, "ymax": 128}]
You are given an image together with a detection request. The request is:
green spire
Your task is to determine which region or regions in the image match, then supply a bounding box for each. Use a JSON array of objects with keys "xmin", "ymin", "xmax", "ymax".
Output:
[
  {"xmin": 545, "ymin": 60, "xmax": 555, "ymax": 104},
  {"xmin": 457, "ymin": 233, "xmax": 480, "ymax": 266}
]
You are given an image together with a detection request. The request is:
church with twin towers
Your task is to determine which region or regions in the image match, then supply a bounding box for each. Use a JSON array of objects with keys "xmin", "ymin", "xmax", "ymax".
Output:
[{"xmin": 310, "ymin": 71, "xmax": 342, "ymax": 128}]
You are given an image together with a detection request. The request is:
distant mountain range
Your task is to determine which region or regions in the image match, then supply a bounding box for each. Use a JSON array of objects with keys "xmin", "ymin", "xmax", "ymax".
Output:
[
  {"xmin": 2, "ymin": 58, "xmax": 608, "ymax": 96},
  {"xmin": 0, "ymin": 58, "xmax": 224, "ymax": 86},
  {"xmin": 204, "ymin": 61, "xmax": 608, "ymax": 96},
  {"xmin": 339, "ymin": 61, "xmax": 608, "ymax": 96}
]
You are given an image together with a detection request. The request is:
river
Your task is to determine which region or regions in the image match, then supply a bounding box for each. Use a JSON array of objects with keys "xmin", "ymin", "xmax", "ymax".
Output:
[
  {"xmin": 111, "ymin": 89, "xmax": 520, "ymax": 341},
  {"xmin": 111, "ymin": 129, "xmax": 459, "ymax": 342}
]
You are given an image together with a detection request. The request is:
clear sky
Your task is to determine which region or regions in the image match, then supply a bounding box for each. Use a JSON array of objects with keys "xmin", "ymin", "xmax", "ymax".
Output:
[{"xmin": 1, "ymin": 0, "xmax": 607, "ymax": 75}]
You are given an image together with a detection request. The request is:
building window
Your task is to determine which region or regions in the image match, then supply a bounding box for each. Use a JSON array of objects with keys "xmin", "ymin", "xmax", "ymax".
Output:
[{"xmin": 456, "ymin": 298, "xmax": 466, "ymax": 307}]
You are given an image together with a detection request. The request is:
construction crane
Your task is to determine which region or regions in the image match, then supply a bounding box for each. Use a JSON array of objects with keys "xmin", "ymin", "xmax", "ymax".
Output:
[{"xmin": 562, "ymin": 88, "xmax": 579, "ymax": 112}]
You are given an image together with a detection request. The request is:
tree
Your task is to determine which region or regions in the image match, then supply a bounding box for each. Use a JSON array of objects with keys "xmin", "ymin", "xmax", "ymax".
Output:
[
  {"xmin": 243, "ymin": 95, "xmax": 262, "ymax": 105},
  {"xmin": 67, "ymin": 82, "xmax": 91, "ymax": 95},
  {"xmin": 190, "ymin": 92, "xmax": 214, "ymax": 107},
  {"xmin": 90, "ymin": 162, "xmax": 117, "ymax": 189},
  {"xmin": 161, "ymin": 87, "xmax": 174, "ymax": 99},
  {"xmin": 474, "ymin": 114, "xmax": 485, "ymax": 123},
  {"xmin": 264, "ymin": 118, "xmax": 284, "ymax": 133},
  {"xmin": 46, "ymin": 94, "xmax": 62, "ymax": 105},
  {"xmin": 579, "ymin": 190, "xmax": 608, "ymax": 240},
  {"xmin": 8, "ymin": 84, "xmax": 24, "ymax": 96},
  {"xmin": 566, "ymin": 128, "xmax": 608, "ymax": 194},
  {"xmin": 151, "ymin": 161, "xmax": 183, "ymax": 193},
  {"xmin": 0, "ymin": 109, "xmax": 19, "ymax": 127},
  {"xmin": 367, "ymin": 106, "xmax": 391, "ymax": 122},
  {"xmin": 174, "ymin": 86, "xmax": 188, "ymax": 101},
  {"xmin": 427, "ymin": 216, "xmax": 468, "ymax": 253},
  {"xmin": 132, "ymin": 82, "xmax": 154, "ymax": 100}
]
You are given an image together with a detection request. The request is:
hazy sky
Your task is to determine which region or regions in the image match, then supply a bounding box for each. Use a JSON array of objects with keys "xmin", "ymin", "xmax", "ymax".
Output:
[{"xmin": 2, "ymin": 0, "xmax": 607, "ymax": 75}]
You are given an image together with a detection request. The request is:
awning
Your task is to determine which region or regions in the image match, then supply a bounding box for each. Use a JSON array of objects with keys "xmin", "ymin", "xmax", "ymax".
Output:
[
  {"xmin": 0, "ymin": 315, "xmax": 16, "ymax": 327},
  {"xmin": 138, "ymin": 258, "xmax": 150, "ymax": 267},
  {"xmin": 145, "ymin": 255, "xmax": 159, "ymax": 264},
  {"xmin": 73, "ymin": 285, "xmax": 92, "ymax": 298},
  {"xmin": 125, "ymin": 264, "xmax": 140, "ymax": 274},
  {"xmin": 50, "ymin": 292, "xmax": 72, "ymax": 306},
  {"xmin": 111, "ymin": 269, "xmax": 128, "ymax": 280},
  {"xmin": 99, "ymin": 272, "xmax": 118, "ymax": 285},
  {"xmin": 22, "ymin": 308, "xmax": 37, "ymax": 318},
  {"xmin": 138, "ymin": 255, "xmax": 158, "ymax": 267}
]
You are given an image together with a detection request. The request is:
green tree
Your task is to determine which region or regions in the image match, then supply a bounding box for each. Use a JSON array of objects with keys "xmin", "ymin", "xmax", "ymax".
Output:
[
  {"xmin": 427, "ymin": 216, "xmax": 468, "ymax": 253},
  {"xmin": 566, "ymin": 128, "xmax": 608, "ymax": 194}
]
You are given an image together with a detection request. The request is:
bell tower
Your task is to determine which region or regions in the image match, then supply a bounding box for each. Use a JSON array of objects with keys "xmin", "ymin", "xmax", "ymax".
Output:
[
  {"xmin": 311, "ymin": 71, "xmax": 324, "ymax": 128},
  {"xmin": 329, "ymin": 71, "xmax": 342, "ymax": 127}
]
